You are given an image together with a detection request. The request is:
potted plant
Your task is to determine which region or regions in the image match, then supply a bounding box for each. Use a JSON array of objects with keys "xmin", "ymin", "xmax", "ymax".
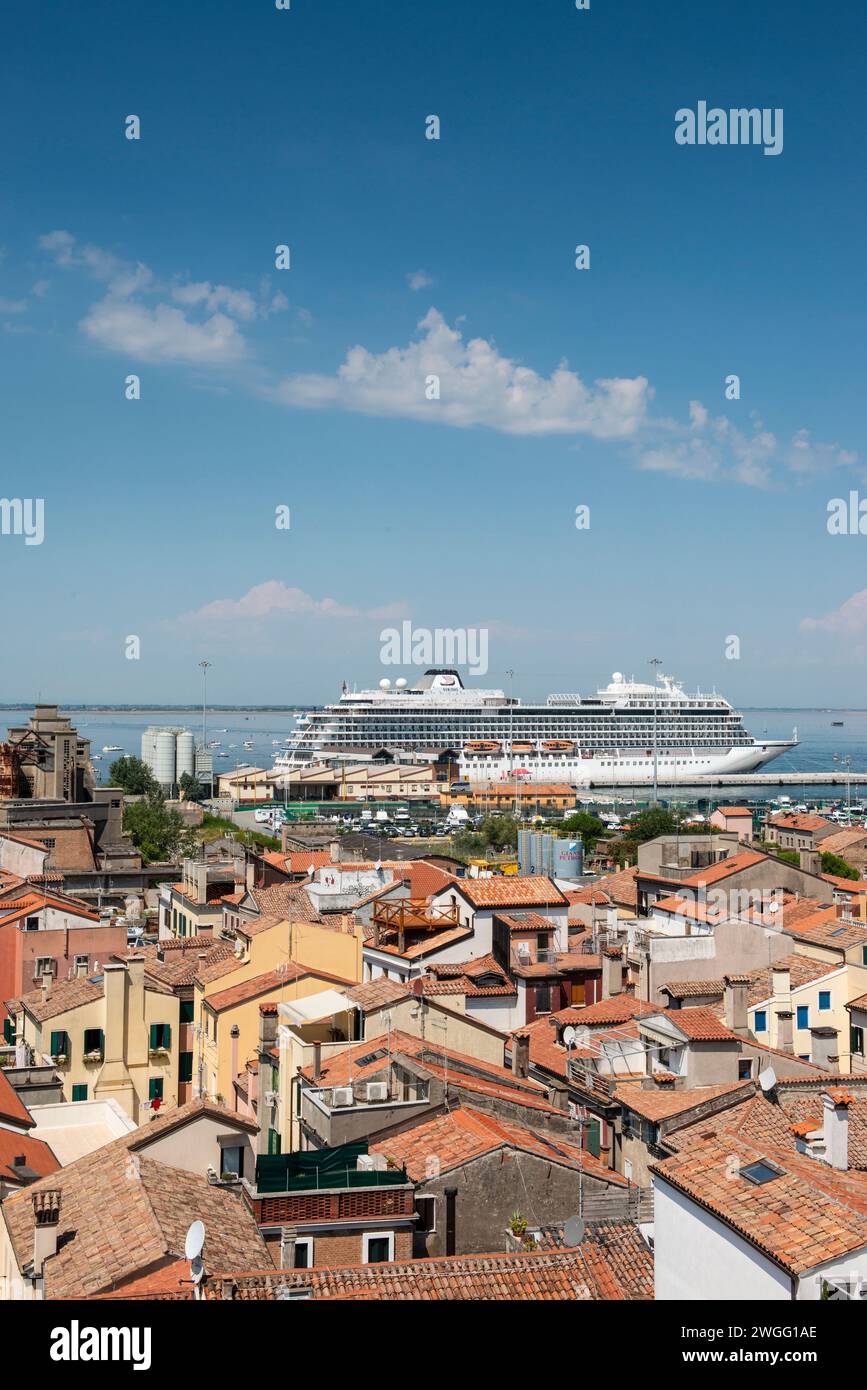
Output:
[{"xmin": 508, "ymin": 1211, "xmax": 528, "ymax": 1237}]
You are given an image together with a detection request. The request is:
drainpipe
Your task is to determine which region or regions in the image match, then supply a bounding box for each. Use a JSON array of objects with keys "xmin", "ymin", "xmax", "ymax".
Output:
[
  {"xmin": 230, "ymin": 1025, "xmax": 240, "ymax": 1110},
  {"xmin": 444, "ymin": 1186, "xmax": 457, "ymax": 1256}
]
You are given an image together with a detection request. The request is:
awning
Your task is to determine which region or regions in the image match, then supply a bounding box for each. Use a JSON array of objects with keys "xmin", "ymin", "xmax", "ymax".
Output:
[{"xmin": 278, "ymin": 989, "xmax": 357, "ymax": 1025}]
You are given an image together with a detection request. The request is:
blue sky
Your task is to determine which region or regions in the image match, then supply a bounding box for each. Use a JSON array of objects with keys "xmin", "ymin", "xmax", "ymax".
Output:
[{"xmin": 1, "ymin": 0, "xmax": 865, "ymax": 706}]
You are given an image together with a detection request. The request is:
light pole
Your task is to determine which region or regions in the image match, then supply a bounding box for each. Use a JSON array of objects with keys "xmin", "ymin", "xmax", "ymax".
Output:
[
  {"xmin": 649, "ymin": 658, "xmax": 662, "ymax": 806},
  {"xmin": 833, "ymin": 753, "xmax": 852, "ymax": 818},
  {"xmin": 199, "ymin": 660, "xmax": 212, "ymax": 797},
  {"xmin": 506, "ymin": 669, "xmax": 518, "ymax": 819}
]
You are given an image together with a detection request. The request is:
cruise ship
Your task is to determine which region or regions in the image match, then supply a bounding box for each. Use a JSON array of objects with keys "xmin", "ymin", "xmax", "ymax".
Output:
[{"xmin": 274, "ymin": 669, "xmax": 797, "ymax": 786}]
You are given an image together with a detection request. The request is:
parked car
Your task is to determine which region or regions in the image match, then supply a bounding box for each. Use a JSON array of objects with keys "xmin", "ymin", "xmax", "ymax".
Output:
[{"xmin": 254, "ymin": 807, "xmax": 271, "ymax": 823}]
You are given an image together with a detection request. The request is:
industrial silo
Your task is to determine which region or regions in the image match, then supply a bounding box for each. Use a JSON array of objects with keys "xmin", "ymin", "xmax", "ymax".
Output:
[
  {"xmin": 176, "ymin": 730, "xmax": 195, "ymax": 780},
  {"xmin": 153, "ymin": 730, "xmax": 176, "ymax": 788},
  {"xmin": 141, "ymin": 728, "xmax": 159, "ymax": 775},
  {"xmin": 553, "ymin": 838, "xmax": 583, "ymax": 879}
]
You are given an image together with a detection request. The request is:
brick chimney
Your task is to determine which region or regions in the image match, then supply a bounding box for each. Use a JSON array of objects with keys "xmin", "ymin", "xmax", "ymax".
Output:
[
  {"xmin": 512, "ymin": 1032, "xmax": 530, "ymax": 1079},
  {"xmin": 810, "ymin": 1026, "xmax": 839, "ymax": 1073},
  {"xmin": 601, "ymin": 948, "xmax": 623, "ymax": 1000},
  {"xmin": 32, "ymin": 1189, "xmax": 61, "ymax": 1275},
  {"xmin": 822, "ymin": 1088, "xmax": 851, "ymax": 1170},
  {"xmin": 724, "ymin": 974, "xmax": 750, "ymax": 1036}
]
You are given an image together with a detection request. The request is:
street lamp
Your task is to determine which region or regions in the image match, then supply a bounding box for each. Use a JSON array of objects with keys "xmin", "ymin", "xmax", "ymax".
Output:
[
  {"xmin": 199, "ymin": 661, "xmax": 212, "ymax": 797},
  {"xmin": 649, "ymin": 658, "xmax": 663, "ymax": 806},
  {"xmin": 833, "ymin": 753, "xmax": 853, "ymax": 818}
]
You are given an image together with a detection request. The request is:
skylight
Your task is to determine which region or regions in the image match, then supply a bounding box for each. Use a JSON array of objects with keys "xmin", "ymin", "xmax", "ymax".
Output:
[{"xmin": 739, "ymin": 1159, "xmax": 785, "ymax": 1186}]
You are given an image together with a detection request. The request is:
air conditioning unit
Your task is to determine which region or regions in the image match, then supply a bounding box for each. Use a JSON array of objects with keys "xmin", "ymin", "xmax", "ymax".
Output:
[
  {"xmin": 264, "ymin": 1090, "xmax": 280, "ymax": 1106},
  {"xmin": 366, "ymin": 1082, "xmax": 388, "ymax": 1103},
  {"xmin": 331, "ymin": 1086, "xmax": 354, "ymax": 1108}
]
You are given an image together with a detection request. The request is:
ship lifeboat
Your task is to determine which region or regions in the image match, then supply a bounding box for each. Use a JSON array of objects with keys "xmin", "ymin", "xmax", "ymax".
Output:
[
  {"xmin": 464, "ymin": 741, "xmax": 502, "ymax": 755},
  {"xmin": 511, "ymin": 741, "xmax": 535, "ymax": 753},
  {"xmin": 541, "ymin": 740, "xmax": 574, "ymax": 752}
]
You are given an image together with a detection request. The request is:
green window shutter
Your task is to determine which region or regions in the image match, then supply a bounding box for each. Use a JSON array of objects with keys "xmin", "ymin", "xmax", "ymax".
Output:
[
  {"xmin": 98, "ymin": 1029, "xmax": 105, "ymax": 1054},
  {"xmin": 50, "ymin": 1031, "xmax": 63, "ymax": 1056},
  {"xmin": 149, "ymin": 1024, "xmax": 158, "ymax": 1050},
  {"xmin": 3, "ymin": 1016, "xmax": 13, "ymax": 1044},
  {"xmin": 149, "ymin": 1077, "xmax": 164, "ymax": 1101},
  {"xmin": 587, "ymin": 1117, "xmax": 601, "ymax": 1159},
  {"xmin": 179, "ymin": 1051, "xmax": 193, "ymax": 1083},
  {"xmin": 163, "ymin": 1024, "xmax": 171, "ymax": 1049},
  {"xmin": 72, "ymin": 1084, "xmax": 88, "ymax": 1102},
  {"xmin": 180, "ymin": 1000, "xmax": 194, "ymax": 1023}
]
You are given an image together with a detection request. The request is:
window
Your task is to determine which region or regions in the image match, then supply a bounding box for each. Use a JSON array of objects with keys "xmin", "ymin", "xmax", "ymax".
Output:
[
  {"xmin": 50, "ymin": 1030, "xmax": 69, "ymax": 1060},
  {"xmin": 72, "ymin": 1084, "xmax": 88, "ymax": 1102},
  {"xmin": 149, "ymin": 1023, "xmax": 172, "ymax": 1051},
  {"xmin": 267, "ymin": 1128, "xmax": 281, "ymax": 1155},
  {"xmin": 739, "ymin": 1158, "xmax": 785, "ymax": 1186},
  {"xmin": 148, "ymin": 1077, "xmax": 164, "ymax": 1102},
  {"xmin": 35, "ymin": 957, "xmax": 56, "ymax": 978},
  {"xmin": 179, "ymin": 1051, "xmax": 193, "ymax": 1083},
  {"xmin": 3, "ymin": 1016, "xmax": 14, "ymax": 1044},
  {"xmin": 818, "ymin": 991, "xmax": 831, "ymax": 1011},
  {"xmin": 415, "ymin": 1196, "xmax": 436, "ymax": 1233},
  {"xmin": 796, "ymin": 1005, "xmax": 809, "ymax": 1030},
  {"xmin": 535, "ymin": 982, "xmax": 552, "ymax": 1014},
  {"xmin": 363, "ymin": 1232, "xmax": 394, "ymax": 1264},
  {"xmin": 292, "ymin": 1237, "xmax": 313, "ymax": 1269},
  {"xmin": 850, "ymin": 1025, "xmax": 864, "ymax": 1058},
  {"xmin": 83, "ymin": 1028, "xmax": 104, "ymax": 1059},
  {"xmin": 738, "ymin": 1059, "xmax": 753, "ymax": 1080},
  {"xmin": 74, "ymin": 955, "xmax": 89, "ymax": 973},
  {"xmin": 220, "ymin": 1145, "xmax": 242, "ymax": 1179},
  {"xmin": 25, "ymin": 917, "xmax": 40, "ymax": 932},
  {"xmin": 754, "ymin": 1010, "xmax": 767, "ymax": 1032},
  {"xmin": 180, "ymin": 1000, "xmax": 195, "ymax": 1024}
]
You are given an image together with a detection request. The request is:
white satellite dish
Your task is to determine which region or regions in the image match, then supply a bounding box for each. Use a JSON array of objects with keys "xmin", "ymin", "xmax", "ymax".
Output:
[
  {"xmin": 758, "ymin": 1066, "xmax": 778, "ymax": 1094},
  {"xmin": 190, "ymin": 1255, "xmax": 205, "ymax": 1285},
  {"xmin": 564, "ymin": 1215, "xmax": 585, "ymax": 1247},
  {"xmin": 185, "ymin": 1219, "xmax": 205, "ymax": 1260},
  {"xmin": 562, "ymin": 1025, "xmax": 577, "ymax": 1048},
  {"xmin": 307, "ymin": 863, "xmax": 315, "ymax": 876}
]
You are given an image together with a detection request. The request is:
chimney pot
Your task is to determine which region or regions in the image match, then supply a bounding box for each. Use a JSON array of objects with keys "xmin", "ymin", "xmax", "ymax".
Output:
[
  {"xmin": 312, "ymin": 1040, "xmax": 322, "ymax": 1084},
  {"xmin": 822, "ymin": 1090, "xmax": 850, "ymax": 1170}
]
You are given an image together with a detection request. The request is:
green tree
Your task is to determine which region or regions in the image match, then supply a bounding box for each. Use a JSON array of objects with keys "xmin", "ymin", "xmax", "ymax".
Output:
[
  {"xmin": 550, "ymin": 811, "xmax": 607, "ymax": 851},
  {"xmin": 108, "ymin": 755, "xmax": 159, "ymax": 797},
  {"xmin": 124, "ymin": 793, "xmax": 194, "ymax": 865},
  {"xmin": 179, "ymin": 771, "xmax": 207, "ymax": 803},
  {"xmin": 620, "ymin": 807, "xmax": 683, "ymax": 844},
  {"xmin": 820, "ymin": 851, "xmax": 859, "ymax": 880}
]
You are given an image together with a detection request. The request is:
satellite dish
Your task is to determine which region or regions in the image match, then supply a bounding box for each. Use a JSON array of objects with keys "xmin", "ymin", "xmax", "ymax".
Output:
[
  {"xmin": 185, "ymin": 1220, "xmax": 205, "ymax": 1260},
  {"xmin": 562, "ymin": 1025, "xmax": 577, "ymax": 1048},
  {"xmin": 758, "ymin": 1066, "xmax": 778, "ymax": 1094},
  {"xmin": 190, "ymin": 1255, "xmax": 205, "ymax": 1285},
  {"xmin": 307, "ymin": 863, "xmax": 315, "ymax": 876},
  {"xmin": 564, "ymin": 1216, "xmax": 585, "ymax": 1247}
]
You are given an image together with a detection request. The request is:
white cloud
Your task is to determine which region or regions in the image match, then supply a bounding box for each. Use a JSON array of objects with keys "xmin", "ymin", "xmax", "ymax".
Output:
[
  {"xmin": 171, "ymin": 280, "xmax": 258, "ymax": 322},
  {"xmin": 81, "ymin": 298, "xmax": 247, "ymax": 365},
  {"xmin": 274, "ymin": 307, "xmax": 651, "ymax": 440},
  {"xmin": 175, "ymin": 580, "xmax": 406, "ymax": 627},
  {"xmin": 407, "ymin": 270, "xmax": 433, "ymax": 291},
  {"xmin": 0, "ymin": 297, "xmax": 28, "ymax": 313},
  {"xmin": 801, "ymin": 589, "xmax": 867, "ymax": 637}
]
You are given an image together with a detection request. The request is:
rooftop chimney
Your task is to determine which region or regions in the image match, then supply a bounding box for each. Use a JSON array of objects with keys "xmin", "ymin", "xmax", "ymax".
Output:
[
  {"xmin": 32, "ymin": 1189, "xmax": 61, "ymax": 1275},
  {"xmin": 312, "ymin": 1040, "xmax": 322, "ymax": 1084},
  {"xmin": 330, "ymin": 841, "xmax": 340, "ymax": 863},
  {"xmin": 822, "ymin": 1089, "xmax": 851, "ymax": 1170},
  {"xmin": 74, "ymin": 957, "xmax": 88, "ymax": 979},
  {"xmin": 771, "ymin": 965, "xmax": 790, "ymax": 1001},
  {"xmin": 512, "ymin": 1033, "xmax": 530, "ymax": 1079},
  {"xmin": 724, "ymin": 974, "xmax": 750, "ymax": 1036},
  {"xmin": 601, "ymin": 948, "xmax": 623, "ymax": 1000},
  {"xmin": 40, "ymin": 969, "xmax": 52, "ymax": 1004},
  {"xmin": 799, "ymin": 848, "xmax": 821, "ymax": 877},
  {"xmin": 775, "ymin": 1009, "xmax": 793, "ymax": 1053},
  {"xmin": 810, "ymin": 1026, "xmax": 839, "ymax": 1073}
]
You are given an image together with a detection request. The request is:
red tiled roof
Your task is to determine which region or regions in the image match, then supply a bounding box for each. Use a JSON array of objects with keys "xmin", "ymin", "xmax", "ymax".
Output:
[
  {"xmin": 0, "ymin": 1128, "xmax": 60, "ymax": 1185},
  {"xmin": 0, "ymin": 1069, "xmax": 37, "ymax": 1131},
  {"xmin": 768, "ymin": 813, "xmax": 833, "ymax": 832},
  {"xmin": 680, "ymin": 850, "xmax": 768, "ymax": 887},
  {"xmin": 615, "ymin": 1080, "xmax": 752, "ymax": 1124},
  {"xmin": 370, "ymin": 1104, "xmax": 627, "ymax": 1186},
  {"xmin": 450, "ymin": 876, "xmax": 568, "ymax": 909}
]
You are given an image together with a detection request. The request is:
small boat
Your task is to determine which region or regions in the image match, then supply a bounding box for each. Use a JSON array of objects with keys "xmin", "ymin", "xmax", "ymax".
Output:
[
  {"xmin": 93, "ymin": 754, "xmax": 102, "ymax": 761},
  {"xmin": 102, "ymin": 745, "xmax": 122, "ymax": 752},
  {"xmin": 464, "ymin": 741, "xmax": 502, "ymax": 755},
  {"xmin": 511, "ymin": 741, "xmax": 535, "ymax": 753},
  {"xmin": 542, "ymin": 740, "xmax": 574, "ymax": 752},
  {"xmin": 832, "ymin": 721, "xmax": 844, "ymax": 727},
  {"xmin": 243, "ymin": 740, "xmax": 255, "ymax": 750}
]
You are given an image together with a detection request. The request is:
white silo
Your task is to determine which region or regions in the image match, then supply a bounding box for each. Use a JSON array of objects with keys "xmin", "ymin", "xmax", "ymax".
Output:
[
  {"xmin": 176, "ymin": 730, "xmax": 195, "ymax": 780},
  {"xmin": 141, "ymin": 728, "xmax": 160, "ymax": 776},
  {"xmin": 154, "ymin": 730, "xmax": 176, "ymax": 788}
]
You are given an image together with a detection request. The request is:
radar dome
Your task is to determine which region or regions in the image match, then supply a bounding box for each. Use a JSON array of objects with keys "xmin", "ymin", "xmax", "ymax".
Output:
[
  {"xmin": 379, "ymin": 678, "xmax": 391, "ymax": 690},
  {"xmin": 395, "ymin": 677, "xmax": 408, "ymax": 689},
  {"xmin": 611, "ymin": 671, "xmax": 624, "ymax": 683}
]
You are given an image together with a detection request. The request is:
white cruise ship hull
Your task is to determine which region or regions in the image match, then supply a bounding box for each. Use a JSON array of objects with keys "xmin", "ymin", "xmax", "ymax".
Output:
[{"xmin": 459, "ymin": 740, "xmax": 794, "ymax": 786}]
